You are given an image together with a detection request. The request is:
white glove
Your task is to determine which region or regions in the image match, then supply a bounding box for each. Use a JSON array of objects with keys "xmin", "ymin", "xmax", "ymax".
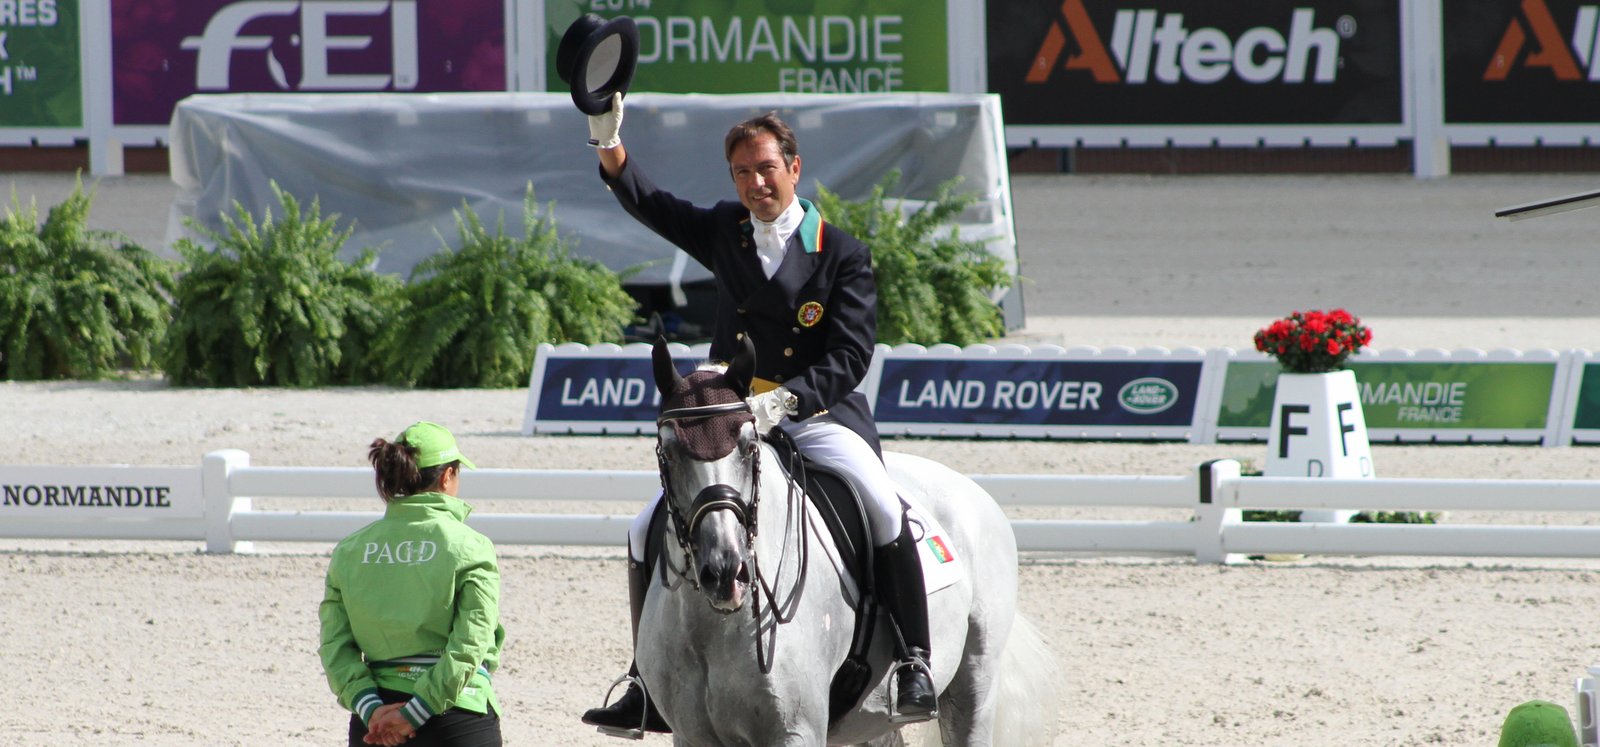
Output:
[
  {"xmin": 587, "ymin": 92, "xmax": 624, "ymax": 149},
  {"xmin": 747, "ymin": 386, "xmax": 798, "ymax": 435}
]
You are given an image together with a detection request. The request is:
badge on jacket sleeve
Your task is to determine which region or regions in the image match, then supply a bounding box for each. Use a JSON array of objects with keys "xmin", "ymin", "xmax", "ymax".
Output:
[{"xmin": 797, "ymin": 302, "xmax": 824, "ymax": 327}]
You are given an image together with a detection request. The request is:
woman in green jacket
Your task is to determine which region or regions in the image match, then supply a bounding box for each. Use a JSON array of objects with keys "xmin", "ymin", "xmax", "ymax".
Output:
[{"xmin": 319, "ymin": 421, "xmax": 506, "ymax": 747}]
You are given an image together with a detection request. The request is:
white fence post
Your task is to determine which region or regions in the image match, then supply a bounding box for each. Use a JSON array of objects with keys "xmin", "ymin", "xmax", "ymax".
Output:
[
  {"xmin": 1194, "ymin": 459, "xmax": 1243, "ymax": 564},
  {"xmin": 79, "ymin": 0, "xmax": 123, "ymax": 176},
  {"xmin": 203, "ymin": 450, "xmax": 250, "ymax": 554},
  {"xmin": 1407, "ymin": 0, "xmax": 1450, "ymax": 178}
]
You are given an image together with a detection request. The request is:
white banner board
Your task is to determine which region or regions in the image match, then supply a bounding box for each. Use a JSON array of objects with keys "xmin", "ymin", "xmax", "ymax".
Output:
[{"xmin": 0, "ymin": 465, "xmax": 203, "ymax": 519}]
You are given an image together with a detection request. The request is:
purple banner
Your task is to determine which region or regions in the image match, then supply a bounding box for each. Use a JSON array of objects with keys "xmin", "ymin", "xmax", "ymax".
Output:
[{"xmin": 112, "ymin": 0, "xmax": 506, "ymax": 126}]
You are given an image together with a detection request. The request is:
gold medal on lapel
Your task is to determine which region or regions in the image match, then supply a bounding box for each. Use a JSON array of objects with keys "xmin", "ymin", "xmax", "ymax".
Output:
[{"xmin": 797, "ymin": 301, "xmax": 824, "ymax": 327}]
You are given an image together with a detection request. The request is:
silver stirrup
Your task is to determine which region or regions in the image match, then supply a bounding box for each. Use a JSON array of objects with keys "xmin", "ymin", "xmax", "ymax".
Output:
[
  {"xmin": 886, "ymin": 658, "xmax": 939, "ymax": 724},
  {"xmin": 596, "ymin": 673, "xmax": 649, "ymax": 740}
]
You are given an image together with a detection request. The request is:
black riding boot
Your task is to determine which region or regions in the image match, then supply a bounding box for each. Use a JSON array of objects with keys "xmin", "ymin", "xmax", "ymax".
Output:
[
  {"xmin": 875, "ymin": 524, "xmax": 939, "ymax": 722},
  {"xmin": 580, "ymin": 556, "xmax": 671, "ymax": 737}
]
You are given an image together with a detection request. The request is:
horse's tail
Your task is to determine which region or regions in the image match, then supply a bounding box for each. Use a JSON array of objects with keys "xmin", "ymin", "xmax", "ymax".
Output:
[{"xmin": 989, "ymin": 613, "xmax": 1064, "ymax": 745}]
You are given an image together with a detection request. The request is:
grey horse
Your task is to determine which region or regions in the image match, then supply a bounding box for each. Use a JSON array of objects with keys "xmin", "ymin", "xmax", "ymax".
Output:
[{"xmin": 637, "ymin": 338, "xmax": 1057, "ymax": 746}]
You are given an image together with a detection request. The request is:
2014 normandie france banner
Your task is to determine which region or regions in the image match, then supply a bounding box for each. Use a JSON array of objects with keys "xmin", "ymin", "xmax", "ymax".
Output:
[{"xmin": 544, "ymin": 0, "xmax": 950, "ymax": 95}]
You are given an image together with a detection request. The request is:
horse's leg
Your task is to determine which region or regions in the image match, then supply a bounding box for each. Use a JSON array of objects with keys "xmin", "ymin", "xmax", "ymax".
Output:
[
  {"xmin": 854, "ymin": 730, "xmax": 907, "ymax": 747},
  {"xmin": 945, "ymin": 614, "xmax": 1064, "ymax": 747},
  {"xmin": 933, "ymin": 623, "xmax": 1007, "ymax": 746}
]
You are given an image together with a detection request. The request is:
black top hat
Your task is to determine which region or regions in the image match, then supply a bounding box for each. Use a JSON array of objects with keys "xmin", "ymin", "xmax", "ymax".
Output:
[{"xmin": 556, "ymin": 14, "xmax": 639, "ymax": 116}]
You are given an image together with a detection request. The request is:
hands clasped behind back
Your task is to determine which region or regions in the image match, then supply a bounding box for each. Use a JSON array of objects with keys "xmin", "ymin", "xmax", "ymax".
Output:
[{"xmin": 363, "ymin": 703, "xmax": 415, "ymax": 745}]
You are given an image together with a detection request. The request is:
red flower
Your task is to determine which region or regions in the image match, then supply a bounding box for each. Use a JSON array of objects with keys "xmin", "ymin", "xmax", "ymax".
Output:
[{"xmin": 1254, "ymin": 308, "xmax": 1372, "ymax": 374}]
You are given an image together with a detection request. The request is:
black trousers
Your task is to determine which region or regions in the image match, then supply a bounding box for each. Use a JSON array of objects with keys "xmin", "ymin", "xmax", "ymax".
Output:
[{"xmin": 347, "ymin": 688, "xmax": 501, "ymax": 747}]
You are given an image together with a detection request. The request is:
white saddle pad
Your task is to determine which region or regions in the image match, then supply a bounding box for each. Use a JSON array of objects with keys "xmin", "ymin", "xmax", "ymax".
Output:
[{"xmin": 811, "ymin": 494, "xmax": 964, "ymax": 606}]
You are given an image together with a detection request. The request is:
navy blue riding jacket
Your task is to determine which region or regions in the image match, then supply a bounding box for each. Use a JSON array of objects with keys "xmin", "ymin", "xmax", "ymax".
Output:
[{"xmin": 601, "ymin": 157, "xmax": 883, "ymax": 455}]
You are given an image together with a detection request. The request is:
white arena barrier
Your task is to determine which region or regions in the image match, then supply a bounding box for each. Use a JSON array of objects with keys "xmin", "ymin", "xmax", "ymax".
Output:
[{"xmin": 7, "ymin": 452, "xmax": 1600, "ymax": 562}]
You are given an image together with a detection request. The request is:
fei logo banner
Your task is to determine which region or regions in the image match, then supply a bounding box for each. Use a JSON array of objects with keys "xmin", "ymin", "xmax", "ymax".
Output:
[{"xmin": 110, "ymin": 0, "xmax": 507, "ymax": 126}]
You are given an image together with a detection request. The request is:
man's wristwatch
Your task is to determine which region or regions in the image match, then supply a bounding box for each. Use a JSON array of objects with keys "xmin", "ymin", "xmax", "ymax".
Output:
[{"xmin": 780, "ymin": 391, "xmax": 798, "ymax": 412}]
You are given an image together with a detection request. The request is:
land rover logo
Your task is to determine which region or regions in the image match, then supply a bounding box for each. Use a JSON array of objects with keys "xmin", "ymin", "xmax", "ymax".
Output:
[{"xmin": 1118, "ymin": 378, "xmax": 1178, "ymax": 415}]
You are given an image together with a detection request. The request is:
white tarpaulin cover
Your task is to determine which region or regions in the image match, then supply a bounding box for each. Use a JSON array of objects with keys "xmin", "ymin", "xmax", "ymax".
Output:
[{"xmin": 167, "ymin": 92, "xmax": 1018, "ymax": 311}]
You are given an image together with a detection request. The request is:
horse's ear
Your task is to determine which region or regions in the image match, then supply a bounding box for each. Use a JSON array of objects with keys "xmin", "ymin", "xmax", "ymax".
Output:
[
  {"xmin": 652, "ymin": 335, "xmax": 683, "ymax": 397},
  {"xmin": 726, "ymin": 333, "xmax": 756, "ymax": 399}
]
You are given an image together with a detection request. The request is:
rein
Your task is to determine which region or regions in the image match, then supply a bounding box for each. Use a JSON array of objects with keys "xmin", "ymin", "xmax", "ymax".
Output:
[
  {"xmin": 655, "ymin": 398, "xmax": 810, "ymax": 674},
  {"xmin": 750, "ymin": 427, "xmax": 810, "ymax": 674}
]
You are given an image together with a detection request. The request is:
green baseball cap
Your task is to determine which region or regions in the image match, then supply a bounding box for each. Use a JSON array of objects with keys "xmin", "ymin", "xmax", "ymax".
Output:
[
  {"xmin": 398, "ymin": 421, "xmax": 477, "ymax": 470},
  {"xmin": 1498, "ymin": 700, "xmax": 1579, "ymax": 747}
]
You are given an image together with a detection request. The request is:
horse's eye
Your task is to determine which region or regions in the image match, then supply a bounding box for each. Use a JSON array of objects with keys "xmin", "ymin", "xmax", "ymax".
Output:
[{"xmin": 658, "ymin": 429, "xmax": 679, "ymax": 462}]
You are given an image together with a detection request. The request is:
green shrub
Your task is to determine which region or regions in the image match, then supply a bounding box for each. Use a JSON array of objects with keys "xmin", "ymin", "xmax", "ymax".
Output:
[
  {"xmin": 816, "ymin": 172, "xmax": 1010, "ymax": 346},
  {"xmin": 376, "ymin": 185, "xmax": 636, "ymax": 388},
  {"xmin": 1237, "ymin": 463, "xmax": 1435, "ymax": 524},
  {"xmin": 1242, "ymin": 510, "xmax": 1437, "ymax": 524},
  {"xmin": 0, "ymin": 180, "xmax": 173, "ymax": 380},
  {"xmin": 1350, "ymin": 511, "xmax": 1438, "ymax": 524},
  {"xmin": 162, "ymin": 183, "xmax": 399, "ymax": 387}
]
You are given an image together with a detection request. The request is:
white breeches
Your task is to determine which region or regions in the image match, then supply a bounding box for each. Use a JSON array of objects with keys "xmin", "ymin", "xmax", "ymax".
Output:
[{"xmin": 629, "ymin": 414, "xmax": 905, "ymax": 561}]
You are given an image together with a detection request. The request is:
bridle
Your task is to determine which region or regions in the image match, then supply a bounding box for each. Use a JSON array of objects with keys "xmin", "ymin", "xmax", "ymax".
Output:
[
  {"xmin": 655, "ymin": 396, "xmax": 810, "ymax": 673},
  {"xmin": 654, "ymin": 400, "xmax": 763, "ymax": 576}
]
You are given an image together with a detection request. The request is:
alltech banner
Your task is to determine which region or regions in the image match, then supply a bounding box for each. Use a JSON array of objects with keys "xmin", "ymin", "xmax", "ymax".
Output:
[
  {"xmin": 0, "ymin": 0, "xmax": 81, "ymax": 128},
  {"xmin": 545, "ymin": 0, "xmax": 948, "ymax": 94},
  {"xmin": 109, "ymin": 0, "xmax": 507, "ymax": 126},
  {"xmin": 1216, "ymin": 357, "xmax": 1562, "ymax": 442},
  {"xmin": 873, "ymin": 354, "xmax": 1205, "ymax": 438},
  {"xmin": 1444, "ymin": 0, "xmax": 1600, "ymax": 123},
  {"xmin": 986, "ymin": 0, "xmax": 1402, "ymax": 125}
]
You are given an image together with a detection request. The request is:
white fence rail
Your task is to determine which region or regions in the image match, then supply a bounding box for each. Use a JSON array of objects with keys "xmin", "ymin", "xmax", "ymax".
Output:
[{"xmin": 7, "ymin": 452, "xmax": 1600, "ymax": 563}]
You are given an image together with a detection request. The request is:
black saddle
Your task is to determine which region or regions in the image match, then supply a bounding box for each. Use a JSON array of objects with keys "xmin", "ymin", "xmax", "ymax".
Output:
[{"xmin": 762, "ymin": 430, "xmax": 872, "ymax": 588}]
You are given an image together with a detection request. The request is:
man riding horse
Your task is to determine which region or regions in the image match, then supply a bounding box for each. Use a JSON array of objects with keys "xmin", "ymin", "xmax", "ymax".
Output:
[{"xmin": 579, "ymin": 95, "xmax": 938, "ymax": 735}]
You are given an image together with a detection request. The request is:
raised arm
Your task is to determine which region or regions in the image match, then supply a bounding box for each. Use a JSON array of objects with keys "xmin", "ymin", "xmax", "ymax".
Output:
[{"xmin": 590, "ymin": 93, "xmax": 627, "ymax": 178}]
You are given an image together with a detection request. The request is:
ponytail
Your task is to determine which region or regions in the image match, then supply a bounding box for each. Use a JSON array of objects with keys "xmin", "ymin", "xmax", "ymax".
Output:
[{"xmin": 368, "ymin": 438, "xmax": 453, "ymax": 501}]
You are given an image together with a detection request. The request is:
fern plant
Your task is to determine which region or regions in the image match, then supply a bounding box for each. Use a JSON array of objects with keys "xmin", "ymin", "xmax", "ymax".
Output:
[
  {"xmin": 0, "ymin": 179, "xmax": 174, "ymax": 380},
  {"xmin": 376, "ymin": 185, "xmax": 636, "ymax": 388},
  {"xmin": 162, "ymin": 183, "xmax": 399, "ymax": 387},
  {"xmin": 816, "ymin": 172, "xmax": 1010, "ymax": 346}
]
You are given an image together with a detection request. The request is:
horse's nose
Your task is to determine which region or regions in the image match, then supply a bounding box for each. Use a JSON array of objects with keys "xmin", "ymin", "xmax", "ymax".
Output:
[{"xmin": 698, "ymin": 544, "xmax": 748, "ymax": 592}]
